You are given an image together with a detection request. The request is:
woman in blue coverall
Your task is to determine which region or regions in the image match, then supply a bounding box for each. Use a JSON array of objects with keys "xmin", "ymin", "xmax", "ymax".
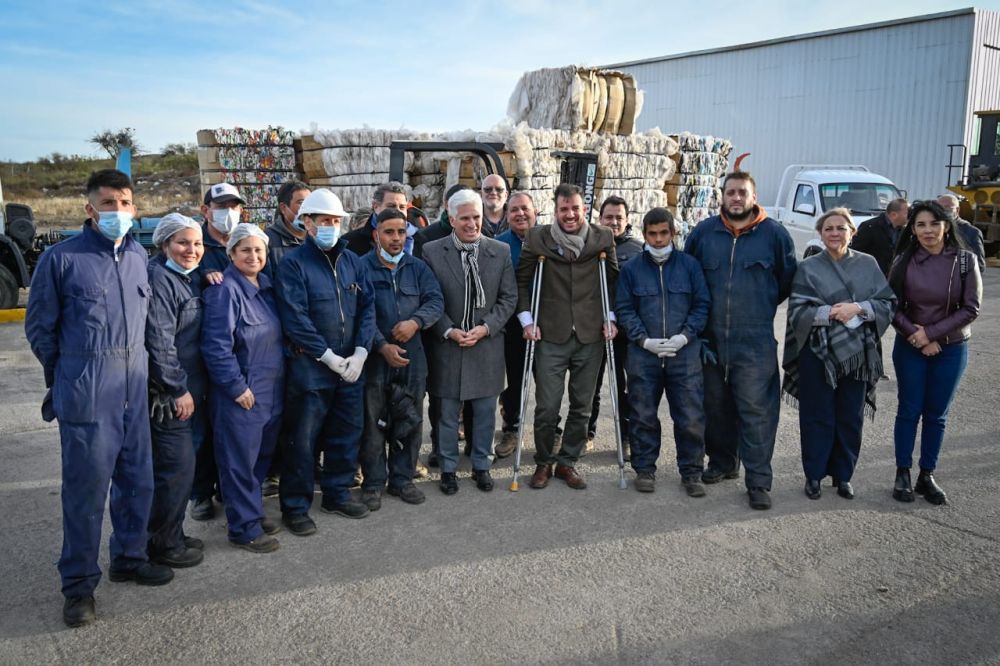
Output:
[
  {"xmin": 146, "ymin": 214, "xmax": 209, "ymax": 567},
  {"xmin": 201, "ymin": 224, "xmax": 285, "ymax": 553}
]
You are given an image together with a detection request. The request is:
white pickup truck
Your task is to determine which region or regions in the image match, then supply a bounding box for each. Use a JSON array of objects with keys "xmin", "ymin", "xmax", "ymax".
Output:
[{"xmin": 771, "ymin": 165, "xmax": 905, "ymax": 257}]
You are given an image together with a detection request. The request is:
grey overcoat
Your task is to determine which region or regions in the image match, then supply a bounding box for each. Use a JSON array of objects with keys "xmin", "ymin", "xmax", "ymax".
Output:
[{"xmin": 421, "ymin": 236, "xmax": 517, "ymax": 400}]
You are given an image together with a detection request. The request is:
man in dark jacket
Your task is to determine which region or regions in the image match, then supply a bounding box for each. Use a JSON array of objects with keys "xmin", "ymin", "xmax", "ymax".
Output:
[
  {"xmin": 480, "ymin": 173, "xmax": 509, "ymax": 237},
  {"xmin": 26, "ymin": 169, "xmax": 173, "ymax": 628},
  {"xmin": 342, "ymin": 181, "xmax": 415, "ymax": 256},
  {"xmin": 684, "ymin": 171, "xmax": 797, "ymax": 510},
  {"xmin": 615, "ymin": 208, "xmax": 711, "ymax": 496},
  {"xmin": 357, "ymin": 209, "xmax": 443, "ymax": 509},
  {"xmin": 275, "ymin": 189, "xmax": 377, "ymax": 535},
  {"xmin": 518, "ymin": 183, "xmax": 618, "ymax": 491},
  {"xmin": 495, "ymin": 192, "xmax": 539, "ymax": 457},
  {"xmin": 587, "ymin": 196, "xmax": 643, "ymax": 455},
  {"xmin": 937, "ymin": 194, "xmax": 986, "ymax": 273},
  {"xmin": 850, "ymin": 198, "xmax": 909, "ymax": 275},
  {"xmin": 263, "ymin": 180, "xmax": 309, "ymax": 282}
]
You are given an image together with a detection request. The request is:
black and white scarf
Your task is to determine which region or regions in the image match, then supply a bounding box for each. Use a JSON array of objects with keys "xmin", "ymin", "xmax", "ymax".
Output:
[{"xmin": 452, "ymin": 234, "xmax": 485, "ymax": 330}]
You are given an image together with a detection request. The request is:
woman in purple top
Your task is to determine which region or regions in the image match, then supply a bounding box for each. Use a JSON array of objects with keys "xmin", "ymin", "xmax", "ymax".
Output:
[{"xmin": 887, "ymin": 200, "xmax": 981, "ymax": 505}]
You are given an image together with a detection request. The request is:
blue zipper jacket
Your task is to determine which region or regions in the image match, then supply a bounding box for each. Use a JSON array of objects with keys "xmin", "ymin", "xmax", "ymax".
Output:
[
  {"xmin": 615, "ymin": 249, "xmax": 711, "ymax": 346},
  {"xmin": 26, "ymin": 221, "xmax": 150, "ymax": 422},
  {"xmin": 496, "ymin": 229, "xmax": 525, "ymax": 268},
  {"xmin": 146, "ymin": 254, "xmax": 206, "ymax": 400},
  {"xmin": 200, "ymin": 222, "xmax": 230, "ymax": 274},
  {"xmin": 275, "ymin": 237, "xmax": 376, "ymax": 391},
  {"xmin": 359, "ymin": 250, "xmax": 444, "ymax": 384},
  {"xmin": 683, "ymin": 213, "xmax": 797, "ymax": 365}
]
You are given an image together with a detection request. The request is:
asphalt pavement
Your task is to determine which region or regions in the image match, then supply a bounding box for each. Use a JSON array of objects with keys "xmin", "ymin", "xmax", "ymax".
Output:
[{"xmin": 0, "ymin": 272, "xmax": 997, "ymax": 664}]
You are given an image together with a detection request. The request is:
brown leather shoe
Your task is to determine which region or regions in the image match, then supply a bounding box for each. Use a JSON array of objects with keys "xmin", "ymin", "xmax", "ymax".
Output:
[
  {"xmin": 529, "ymin": 464, "xmax": 553, "ymax": 489},
  {"xmin": 554, "ymin": 464, "xmax": 587, "ymax": 490}
]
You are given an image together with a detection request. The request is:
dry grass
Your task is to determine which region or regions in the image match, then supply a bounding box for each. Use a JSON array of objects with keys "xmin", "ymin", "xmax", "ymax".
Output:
[{"xmin": 24, "ymin": 193, "xmax": 201, "ymax": 231}]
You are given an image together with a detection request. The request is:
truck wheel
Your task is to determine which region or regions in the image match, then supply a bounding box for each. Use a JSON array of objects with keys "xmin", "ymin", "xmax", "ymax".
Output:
[{"xmin": 0, "ymin": 265, "xmax": 19, "ymax": 309}]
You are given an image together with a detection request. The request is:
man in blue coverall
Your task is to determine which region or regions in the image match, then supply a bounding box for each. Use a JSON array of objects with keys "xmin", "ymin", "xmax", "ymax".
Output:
[
  {"xmin": 26, "ymin": 169, "xmax": 174, "ymax": 628},
  {"xmin": 357, "ymin": 208, "xmax": 443, "ymax": 509},
  {"xmin": 275, "ymin": 188, "xmax": 377, "ymax": 535},
  {"xmin": 683, "ymin": 171, "xmax": 796, "ymax": 510}
]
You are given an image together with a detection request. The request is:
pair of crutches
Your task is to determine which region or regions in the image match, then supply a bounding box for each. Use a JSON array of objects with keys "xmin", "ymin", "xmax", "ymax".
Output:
[{"xmin": 509, "ymin": 252, "xmax": 627, "ymax": 491}]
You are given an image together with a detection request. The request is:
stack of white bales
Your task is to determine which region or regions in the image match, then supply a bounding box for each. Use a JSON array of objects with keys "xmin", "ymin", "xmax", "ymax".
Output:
[
  {"xmin": 668, "ymin": 132, "xmax": 732, "ymax": 228},
  {"xmin": 196, "ymin": 127, "xmax": 300, "ymax": 224}
]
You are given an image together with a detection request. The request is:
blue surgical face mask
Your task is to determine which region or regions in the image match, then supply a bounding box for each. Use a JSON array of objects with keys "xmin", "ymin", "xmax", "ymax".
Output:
[
  {"xmin": 96, "ymin": 210, "xmax": 134, "ymax": 240},
  {"xmin": 165, "ymin": 257, "xmax": 197, "ymax": 275},
  {"xmin": 313, "ymin": 225, "xmax": 340, "ymax": 250},
  {"xmin": 210, "ymin": 208, "xmax": 240, "ymax": 235},
  {"xmin": 378, "ymin": 242, "xmax": 404, "ymax": 265},
  {"xmin": 645, "ymin": 243, "xmax": 673, "ymax": 262}
]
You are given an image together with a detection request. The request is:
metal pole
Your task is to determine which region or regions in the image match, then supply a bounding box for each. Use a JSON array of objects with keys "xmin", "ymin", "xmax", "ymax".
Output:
[
  {"xmin": 598, "ymin": 252, "xmax": 627, "ymax": 490},
  {"xmin": 510, "ymin": 256, "xmax": 545, "ymax": 491}
]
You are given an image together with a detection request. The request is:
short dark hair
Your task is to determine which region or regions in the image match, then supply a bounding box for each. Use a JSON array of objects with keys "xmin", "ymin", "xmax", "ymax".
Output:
[
  {"xmin": 554, "ymin": 183, "xmax": 583, "ymax": 204},
  {"xmin": 373, "ymin": 181, "xmax": 406, "ymax": 204},
  {"xmin": 86, "ymin": 169, "xmax": 133, "ymax": 196},
  {"xmin": 722, "ymin": 170, "xmax": 757, "ymax": 193},
  {"xmin": 445, "ymin": 183, "xmax": 470, "ymax": 203},
  {"xmin": 277, "ymin": 180, "xmax": 310, "ymax": 206},
  {"xmin": 376, "ymin": 208, "xmax": 407, "ymax": 225},
  {"xmin": 886, "ymin": 198, "xmax": 908, "ymax": 215},
  {"xmin": 599, "ymin": 196, "xmax": 629, "ymax": 217},
  {"xmin": 642, "ymin": 207, "xmax": 676, "ymax": 232}
]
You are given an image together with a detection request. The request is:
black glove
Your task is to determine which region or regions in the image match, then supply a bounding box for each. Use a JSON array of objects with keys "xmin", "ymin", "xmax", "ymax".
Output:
[{"xmin": 149, "ymin": 392, "xmax": 176, "ymax": 425}]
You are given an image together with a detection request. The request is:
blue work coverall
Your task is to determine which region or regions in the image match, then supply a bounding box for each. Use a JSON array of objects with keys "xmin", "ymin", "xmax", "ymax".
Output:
[
  {"xmin": 145, "ymin": 254, "xmax": 206, "ymax": 556},
  {"xmin": 201, "ymin": 264, "xmax": 284, "ymax": 544},
  {"xmin": 358, "ymin": 250, "xmax": 443, "ymax": 491},
  {"xmin": 25, "ymin": 222, "xmax": 153, "ymax": 598},
  {"xmin": 684, "ymin": 214, "xmax": 797, "ymax": 489},
  {"xmin": 615, "ymin": 249, "xmax": 710, "ymax": 478},
  {"xmin": 276, "ymin": 237, "xmax": 376, "ymax": 515},
  {"xmin": 190, "ymin": 222, "xmax": 230, "ymax": 502}
]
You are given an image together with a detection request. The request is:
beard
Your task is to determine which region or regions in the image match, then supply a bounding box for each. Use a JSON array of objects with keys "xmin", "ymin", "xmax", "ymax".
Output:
[{"xmin": 722, "ymin": 204, "xmax": 755, "ymax": 222}]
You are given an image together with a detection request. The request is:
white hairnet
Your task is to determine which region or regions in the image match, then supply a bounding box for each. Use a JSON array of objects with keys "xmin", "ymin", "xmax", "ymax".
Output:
[
  {"xmin": 152, "ymin": 213, "xmax": 201, "ymax": 247},
  {"xmin": 226, "ymin": 223, "xmax": 270, "ymax": 254}
]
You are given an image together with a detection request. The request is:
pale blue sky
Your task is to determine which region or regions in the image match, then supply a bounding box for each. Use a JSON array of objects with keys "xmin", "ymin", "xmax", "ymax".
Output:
[{"xmin": 0, "ymin": 0, "xmax": 995, "ymax": 161}]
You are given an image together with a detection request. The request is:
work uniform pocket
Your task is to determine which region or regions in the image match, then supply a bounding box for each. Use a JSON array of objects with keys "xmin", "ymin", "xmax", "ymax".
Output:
[
  {"xmin": 53, "ymin": 356, "xmax": 98, "ymax": 424},
  {"xmin": 68, "ymin": 286, "xmax": 108, "ymax": 336}
]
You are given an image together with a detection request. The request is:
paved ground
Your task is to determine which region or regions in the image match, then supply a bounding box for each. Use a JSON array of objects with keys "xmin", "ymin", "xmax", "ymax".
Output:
[{"xmin": 0, "ymin": 272, "xmax": 998, "ymax": 665}]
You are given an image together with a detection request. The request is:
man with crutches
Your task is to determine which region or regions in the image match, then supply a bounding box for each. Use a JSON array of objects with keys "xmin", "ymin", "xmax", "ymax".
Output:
[
  {"xmin": 515, "ymin": 183, "xmax": 618, "ymax": 491},
  {"xmin": 614, "ymin": 208, "xmax": 711, "ymax": 496}
]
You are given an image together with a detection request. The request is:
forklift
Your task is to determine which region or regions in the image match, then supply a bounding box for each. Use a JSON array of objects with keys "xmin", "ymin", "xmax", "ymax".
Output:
[{"xmin": 946, "ymin": 109, "xmax": 1000, "ymax": 256}]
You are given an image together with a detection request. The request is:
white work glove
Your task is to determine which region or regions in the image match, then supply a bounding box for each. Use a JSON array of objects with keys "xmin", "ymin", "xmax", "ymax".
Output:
[
  {"xmin": 660, "ymin": 334, "xmax": 689, "ymax": 357},
  {"xmin": 318, "ymin": 349, "xmax": 347, "ymax": 375},
  {"xmin": 642, "ymin": 338, "xmax": 672, "ymax": 356},
  {"xmin": 341, "ymin": 347, "xmax": 369, "ymax": 383}
]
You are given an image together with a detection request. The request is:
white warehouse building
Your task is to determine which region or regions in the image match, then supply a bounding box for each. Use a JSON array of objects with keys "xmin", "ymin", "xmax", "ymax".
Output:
[{"xmin": 611, "ymin": 7, "xmax": 1000, "ymax": 205}]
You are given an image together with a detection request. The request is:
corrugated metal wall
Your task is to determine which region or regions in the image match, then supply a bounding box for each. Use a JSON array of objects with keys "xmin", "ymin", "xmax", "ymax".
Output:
[
  {"xmin": 620, "ymin": 11, "xmax": 992, "ymax": 204},
  {"xmin": 967, "ymin": 9, "xmax": 1000, "ymax": 161}
]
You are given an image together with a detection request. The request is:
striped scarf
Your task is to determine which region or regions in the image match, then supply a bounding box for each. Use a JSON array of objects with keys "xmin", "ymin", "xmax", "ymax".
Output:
[{"xmin": 451, "ymin": 234, "xmax": 485, "ymax": 329}]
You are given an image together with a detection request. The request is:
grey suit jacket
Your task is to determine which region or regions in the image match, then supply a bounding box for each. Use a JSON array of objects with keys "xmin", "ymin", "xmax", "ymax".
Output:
[{"xmin": 421, "ymin": 235, "xmax": 517, "ymax": 400}]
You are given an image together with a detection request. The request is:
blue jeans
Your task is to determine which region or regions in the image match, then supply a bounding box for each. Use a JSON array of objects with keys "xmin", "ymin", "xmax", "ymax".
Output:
[
  {"xmin": 702, "ymin": 341, "xmax": 780, "ymax": 490},
  {"xmin": 438, "ymin": 396, "xmax": 496, "ymax": 473},
  {"xmin": 280, "ymin": 383, "xmax": 364, "ymax": 514},
  {"xmin": 797, "ymin": 345, "xmax": 866, "ymax": 482},
  {"xmin": 893, "ymin": 338, "xmax": 968, "ymax": 470},
  {"xmin": 627, "ymin": 343, "xmax": 705, "ymax": 477}
]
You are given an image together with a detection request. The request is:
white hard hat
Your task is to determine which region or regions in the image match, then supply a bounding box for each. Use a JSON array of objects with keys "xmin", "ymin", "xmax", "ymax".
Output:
[{"xmin": 298, "ymin": 188, "xmax": 347, "ymax": 217}]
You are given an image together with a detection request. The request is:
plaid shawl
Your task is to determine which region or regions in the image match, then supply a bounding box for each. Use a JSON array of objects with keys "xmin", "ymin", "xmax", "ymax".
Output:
[{"xmin": 782, "ymin": 249, "xmax": 896, "ymax": 418}]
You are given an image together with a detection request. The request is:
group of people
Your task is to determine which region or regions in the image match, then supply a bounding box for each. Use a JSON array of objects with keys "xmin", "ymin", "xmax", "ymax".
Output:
[{"xmin": 25, "ymin": 167, "xmax": 982, "ymax": 629}]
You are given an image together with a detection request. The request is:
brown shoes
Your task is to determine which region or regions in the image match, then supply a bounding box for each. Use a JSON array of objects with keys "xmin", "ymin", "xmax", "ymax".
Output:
[
  {"xmin": 529, "ymin": 464, "xmax": 553, "ymax": 489},
  {"xmin": 554, "ymin": 464, "xmax": 587, "ymax": 490}
]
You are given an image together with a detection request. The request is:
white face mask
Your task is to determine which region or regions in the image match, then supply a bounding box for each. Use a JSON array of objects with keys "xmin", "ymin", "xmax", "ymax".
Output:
[
  {"xmin": 645, "ymin": 243, "xmax": 673, "ymax": 262},
  {"xmin": 210, "ymin": 208, "xmax": 241, "ymax": 235}
]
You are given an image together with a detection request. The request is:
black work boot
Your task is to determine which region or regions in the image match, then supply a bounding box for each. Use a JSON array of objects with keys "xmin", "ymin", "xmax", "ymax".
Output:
[
  {"xmin": 892, "ymin": 467, "xmax": 914, "ymax": 502},
  {"xmin": 914, "ymin": 469, "xmax": 948, "ymax": 505}
]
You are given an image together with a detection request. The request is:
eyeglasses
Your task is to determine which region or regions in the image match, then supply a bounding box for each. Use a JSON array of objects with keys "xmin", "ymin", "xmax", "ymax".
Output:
[{"xmin": 482, "ymin": 187, "xmax": 506, "ymax": 194}]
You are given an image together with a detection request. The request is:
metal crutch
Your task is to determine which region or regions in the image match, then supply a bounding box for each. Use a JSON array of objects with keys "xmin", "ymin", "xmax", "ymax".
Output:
[
  {"xmin": 598, "ymin": 251, "xmax": 628, "ymax": 490},
  {"xmin": 510, "ymin": 256, "xmax": 545, "ymax": 492}
]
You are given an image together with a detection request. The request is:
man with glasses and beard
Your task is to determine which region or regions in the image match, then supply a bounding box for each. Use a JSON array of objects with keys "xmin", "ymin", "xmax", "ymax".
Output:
[{"xmin": 684, "ymin": 171, "xmax": 796, "ymax": 510}]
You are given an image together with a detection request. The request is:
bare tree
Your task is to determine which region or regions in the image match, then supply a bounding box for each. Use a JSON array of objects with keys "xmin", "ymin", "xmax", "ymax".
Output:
[{"xmin": 89, "ymin": 128, "xmax": 142, "ymax": 159}]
